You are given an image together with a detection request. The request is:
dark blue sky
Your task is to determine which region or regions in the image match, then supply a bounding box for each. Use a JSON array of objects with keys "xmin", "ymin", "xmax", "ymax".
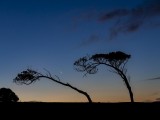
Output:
[{"xmin": 0, "ymin": 0, "xmax": 160, "ymax": 102}]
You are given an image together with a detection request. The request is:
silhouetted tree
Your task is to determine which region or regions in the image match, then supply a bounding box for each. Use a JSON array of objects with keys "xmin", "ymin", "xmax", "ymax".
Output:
[
  {"xmin": 74, "ymin": 51, "xmax": 134, "ymax": 102},
  {"xmin": 0, "ymin": 87, "xmax": 19, "ymax": 102},
  {"xmin": 13, "ymin": 69, "xmax": 92, "ymax": 103}
]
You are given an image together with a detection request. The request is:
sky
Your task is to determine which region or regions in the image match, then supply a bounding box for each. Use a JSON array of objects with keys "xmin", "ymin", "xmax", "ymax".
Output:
[{"xmin": 0, "ymin": 0, "xmax": 160, "ymax": 102}]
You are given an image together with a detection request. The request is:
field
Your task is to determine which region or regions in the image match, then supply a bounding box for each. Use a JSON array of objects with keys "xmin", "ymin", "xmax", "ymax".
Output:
[{"xmin": 1, "ymin": 102, "xmax": 160, "ymax": 117}]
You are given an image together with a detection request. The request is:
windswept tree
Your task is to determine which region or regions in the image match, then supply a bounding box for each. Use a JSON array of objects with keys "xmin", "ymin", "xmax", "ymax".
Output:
[
  {"xmin": 0, "ymin": 87, "xmax": 19, "ymax": 102},
  {"xmin": 13, "ymin": 69, "xmax": 92, "ymax": 103},
  {"xmin": 74, "ymin": 51, "xmax": 134, "ymax": 102}
]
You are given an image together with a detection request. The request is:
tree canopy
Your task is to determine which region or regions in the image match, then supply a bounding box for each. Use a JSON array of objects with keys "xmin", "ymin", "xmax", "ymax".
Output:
[{"xmin": 0, "ymin": 88, "xmax": 19, "ymax": 102}]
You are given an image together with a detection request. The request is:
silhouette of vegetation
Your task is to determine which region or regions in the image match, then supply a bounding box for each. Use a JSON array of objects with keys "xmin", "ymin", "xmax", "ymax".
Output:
[
  {"xmin": 74, "ymin": 51, "xmax": 134, "ymax": 102},
  {"xmin": 0, "ymin": 87, "xmax": 19, "ymax": 102},
  {"xmin": 13, "ymin": 69, "xmax": 92, "ymax": 103}
]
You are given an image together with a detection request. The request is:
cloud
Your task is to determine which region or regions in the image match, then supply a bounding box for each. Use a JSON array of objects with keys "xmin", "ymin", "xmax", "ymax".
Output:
[
  {"xmin": 156, "ymin": 98, "xmax": 160, "ymax": 101},
  {"xmin": 143, "ymin": 99, "xmax": 152, "ymax": 102},
  {"xmin": 153, "ymin": 97, "xmax": 160, "ymax": 102},
  {"xmin": 99, "ymin": 9, "xmax": 129, "ymax": 22},
  {"xmin": 98, "ymin": 0, "xmax": 160, "ymax": 40},
  {"xmin": 146, "ymin": 77, "xmax": 160, "ymax": 80},
  {"xmin": 152, "ymin": 92, "xmax": 159, "ymax": 96},
  {"xmin": 73, "ymin": 0, "xmax": 160, "ymax": 47},
  {"xmin": 77, "ymin": 34, "xmax": 100, "ymax": 48}
]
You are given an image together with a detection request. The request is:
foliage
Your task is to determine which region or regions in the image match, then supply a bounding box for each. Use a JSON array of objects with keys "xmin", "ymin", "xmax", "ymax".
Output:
[
  {"xmin": 13, "ymin": 69, "xmax": 42, "ymax": 85},
  {"xmin": 0, "ymin": 88, "xmax": 19, "ymax": 102},
  {"xmin": 74, "ymin": 51, "xmax": 131, "ymax": 75}
]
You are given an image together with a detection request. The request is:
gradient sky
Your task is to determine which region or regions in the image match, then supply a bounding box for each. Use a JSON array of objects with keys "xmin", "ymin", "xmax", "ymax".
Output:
[{"xmin": 0, "ymin": 0, "xmax": 160, "ymax": 102}]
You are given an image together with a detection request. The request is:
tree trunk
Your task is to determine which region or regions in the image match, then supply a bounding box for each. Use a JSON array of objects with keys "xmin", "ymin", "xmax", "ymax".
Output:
[
  {"xmin": 119, "ymin": 71, "xmax": 134, "ymax": 102},
  {"xmin": 112, "ymin": 68, "xmax": 134, "ymax": 103},
  {"xmin": 39, "ymin": 76, "xmax": 93, "ymax": 103}
]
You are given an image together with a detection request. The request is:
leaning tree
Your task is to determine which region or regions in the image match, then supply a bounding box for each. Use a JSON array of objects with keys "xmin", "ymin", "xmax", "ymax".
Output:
[
  {"xmin": 13, "ymin": 69, "xmax": 92, "ymax": 103},
  {"xmin": 74, "ymin": 51, "xmax": 134, "ymax": 102}
]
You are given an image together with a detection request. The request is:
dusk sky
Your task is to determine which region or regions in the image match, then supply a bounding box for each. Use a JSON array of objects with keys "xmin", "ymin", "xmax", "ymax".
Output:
[{"xmin": 0, "ymin": 0, "xmax": 160, "ymax": 102}]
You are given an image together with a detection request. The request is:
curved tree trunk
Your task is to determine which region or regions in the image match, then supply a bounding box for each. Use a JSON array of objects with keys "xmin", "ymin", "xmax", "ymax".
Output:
[
  {"xmin": 115, "ymin": 69, "xmax": 134, "ymax": 103},
  {"xmin": 108, "ymin": 66, "xmax": 134, "ymax": 103},
  {"xmin": 122, "ymin": 75, "xmax": 134, "ymax": 103},
  {"xmin": 38, "ymin": 76, "xmax": 92, "ymax": 103}
]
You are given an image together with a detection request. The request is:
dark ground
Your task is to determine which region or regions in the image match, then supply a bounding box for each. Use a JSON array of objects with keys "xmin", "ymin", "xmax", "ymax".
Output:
[{"xmin": 1, "ymin": 102, "xmax": 160, "ymax": 118}]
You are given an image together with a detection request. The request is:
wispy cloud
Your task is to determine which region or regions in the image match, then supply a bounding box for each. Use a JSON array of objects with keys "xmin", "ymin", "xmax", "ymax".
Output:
[
  {"xmin": 146, "ymin": 77, "xmax": 160, "ymax": 80},
  {"xmin": 77, "ymin": 34, "xmax": 100, "ymax": 48},
  {"xmin": 99, "ymin": 9, "xmax": 129, "ymax": 22},
  {"xmin": 153, "ymin": 97, "xmax": 160, "ymax": 102},
  {"xmin": 151, "ymin": 92, "xmax": 159, "ymax": 96},
  {"xmin": 156, "ymin": 98, "xmax": 160, "ymax": 101},
  {"xmin": 98, "ymin": 0, "xmax": 160, "ymax": 40},
  {"xmin": 73, "ymin": 0, "xmax": 160, "ymax": 48}
]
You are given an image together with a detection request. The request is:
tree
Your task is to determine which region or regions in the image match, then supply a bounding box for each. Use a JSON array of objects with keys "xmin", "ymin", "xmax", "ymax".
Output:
[
  {"xmin": 0, "ymin": 87, "xmax": 19, "ymax": 102},
  {"xmin": 74, "ymin": 51, "xmax": 134, "ymax": 102},
  {"xmin": 13, "ymin": 69, "xmax": 92, "ymax": 103}
]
